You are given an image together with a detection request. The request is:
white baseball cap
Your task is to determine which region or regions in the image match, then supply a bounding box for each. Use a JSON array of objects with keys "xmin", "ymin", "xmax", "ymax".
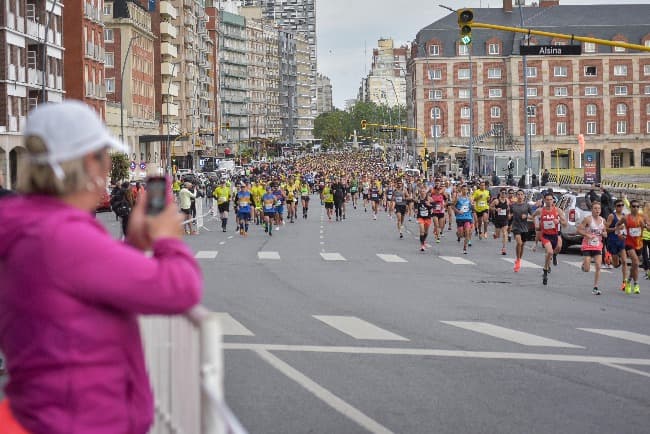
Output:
[{"xmin": 25, "ymin": 101, "xmax": 127, "ymax": 174}]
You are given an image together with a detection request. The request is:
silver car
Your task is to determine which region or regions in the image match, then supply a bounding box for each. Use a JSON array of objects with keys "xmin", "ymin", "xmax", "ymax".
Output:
[{"xmin": 556, "ymin": 192, "xmax": 621, "ymax": 251}]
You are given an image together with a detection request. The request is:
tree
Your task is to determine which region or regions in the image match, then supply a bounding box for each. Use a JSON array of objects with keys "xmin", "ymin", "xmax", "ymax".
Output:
[
  {"xmin": 110, "ymin": 153, "xmax": 130, "ymax": 184},
  {"xmin": 313, "ymin": 109, "xmax": 350, "ymax": 145}
]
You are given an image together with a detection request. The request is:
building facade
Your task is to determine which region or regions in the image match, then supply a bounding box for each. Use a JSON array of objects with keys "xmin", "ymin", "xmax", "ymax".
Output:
[
  {"xmin": 0, "ymin": 0, "xmax": 65, "ymax": 187},
  {"xmin": 364, "ymin": 38, "xmax": 407, "ymax": 108},
  {"xmin": 410, "ymin": 0, "xmax": 650, "ymax": 171},
  {"xmin": 316, "ymin": 73, "xmax": 333, "ymax": 115}
]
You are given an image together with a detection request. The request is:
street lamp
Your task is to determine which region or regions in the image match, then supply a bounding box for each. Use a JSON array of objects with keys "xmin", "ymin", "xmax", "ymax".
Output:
[
  {"xmin": 41, "ymin": 0, "xmax": 58, "ymax": 103},
  {"xmin": 165, "ymin": 62, "xmax": 180, "ymax": 175},
  {"xmin": 120, "ymin": 34, "xmax": 142, "ymax": 145}
]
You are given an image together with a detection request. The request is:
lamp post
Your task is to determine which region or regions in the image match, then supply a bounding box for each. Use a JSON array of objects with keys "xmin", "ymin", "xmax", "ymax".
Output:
[
  {"xmin": 519, "ymin": 2, "xmax": 532, "ymax": 187},
  {"xmin": 41, "ymin": 0, "xmax": 58, "ymax": 103},
  {"xmin": 467, "ymin": 43, "xmax": 475, "ymax": 178},
  {"xmin": 120, "ymin": 34, "xmax": 141, "ymax": 145},
  {"xmin": 165, "ymin": 62, "xmax": 179, "ymax": 175}
]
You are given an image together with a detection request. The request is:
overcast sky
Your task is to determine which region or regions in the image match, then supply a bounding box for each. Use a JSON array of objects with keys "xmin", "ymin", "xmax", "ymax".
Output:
[{"xmin": 316, "ymin": 0, "xmax": 650, "ymax": 109}]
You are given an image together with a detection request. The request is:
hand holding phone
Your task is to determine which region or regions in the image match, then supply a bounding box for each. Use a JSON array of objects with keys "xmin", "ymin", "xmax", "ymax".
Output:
[{"xmin": 145, "ymin": 176, "xmax": 170, "ymax": 216}]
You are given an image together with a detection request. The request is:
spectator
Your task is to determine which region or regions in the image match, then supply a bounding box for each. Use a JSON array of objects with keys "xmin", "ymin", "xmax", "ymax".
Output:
[
  {"xmin": 599, "ymin": 185, "xmax": 613, "ymax": 220},
  {"xmin": 0, "ymin": 101, "xmax": 202, "ymax": 433},
  {"xmin": 586, "ymin": 183, "xmax": 600, "ymax": 209},
  {"xmin": 518, "ymin": 174, "xmax": 526, "ymax": 188},
  {"xmin": 531, "ymin": 173, "xmax": 540, "ymax": 187},
  {"xmin": 541, "ymin": 169, "xmax": 550, "ymax": 186},
  {"xmin": 110, "ymin": 181, "xmax": 132, "ymax": 236},
  {"xmin": 491, "ymin": 171, "xmax": 500, "ymax": 186}
]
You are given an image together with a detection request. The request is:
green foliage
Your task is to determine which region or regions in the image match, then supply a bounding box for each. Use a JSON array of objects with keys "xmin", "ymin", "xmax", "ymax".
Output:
[{"xmin": 110, "ymin": 153, "xmax": 130, "ymax": 184}]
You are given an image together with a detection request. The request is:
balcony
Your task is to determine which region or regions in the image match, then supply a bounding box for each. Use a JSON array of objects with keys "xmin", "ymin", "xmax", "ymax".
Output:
[
  {"xmin": 161, "ymin": 42, "xmax": 178, "ymax": 59},
  {"xmin": 162, "ymin": 103, "xmax": 179, "ymax": 117},
  {"xmin": 27, "ymin": 68, "xmax": 43, "ymax": 86},
  {"xmin": 161, "ymin": 62, "xmax": 179, "ymax": 77},
  {"xmin": 163, "ymin": 82, "xmax": 179, "ymax": 97},
  {"xmin": 25, "ymin": 20, "xmax": 44, "ymax": 41},
  {"xmin": 183, "ymin": 0, "xmax": 193, "ymax": 9},
  {"xmin": 159, "ymin": 1, "xmax": 177, "ymax": 20},
  {"xmin": 160, "ymin": 21, "xmax": 177, "ymax": 39}
]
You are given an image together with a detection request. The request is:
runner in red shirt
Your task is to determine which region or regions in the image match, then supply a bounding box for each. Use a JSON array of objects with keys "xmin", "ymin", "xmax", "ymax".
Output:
[
  {"xmin": 533, "ymin": 191, "xmax": 568, "ymax": 285},
  {"xmin": 616, "ymin": 199, "xmax": 646, "ymax": 294}
]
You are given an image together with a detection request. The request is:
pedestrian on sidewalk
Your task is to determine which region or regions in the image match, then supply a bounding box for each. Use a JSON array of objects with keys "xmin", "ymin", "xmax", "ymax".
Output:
[{"xmin": 0, "ymin": 101, "xmax": 202, "ymax": 434}]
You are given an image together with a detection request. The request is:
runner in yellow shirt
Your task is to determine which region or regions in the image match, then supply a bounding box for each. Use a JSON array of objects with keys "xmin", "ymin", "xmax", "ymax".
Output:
[
  {"xmin": 213, "ymin": 179, "xmax": 231, "ymax": 232},
  {"xmin": 471, "ymin": 180, "xmax": 491, "ymax": 239}
]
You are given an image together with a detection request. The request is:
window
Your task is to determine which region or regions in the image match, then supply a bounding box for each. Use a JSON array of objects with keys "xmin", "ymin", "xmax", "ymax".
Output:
[
  {"xmin": 489, "ymin": 88, "xmax": 502, "ymax": 98},
  {"xmin": 103, "ymin": 3, "xmax": 112, "ymax": 15},
  {"xmin": 556, "ymin": 104, "xmax": 567, "ymax": 116},
  {"xmin": 647, "ymin": 103, "xmax": 650, "ymax": 115},
  {"xmin": 460, "ymin": 124, "xmax": 471, "ymax": 137},
  {"xmin": 557, "ymin": 122, "xmax": 567, "ymax": 136},
  {"xmin": 104, "ymin": 52, "xmax": 114, "ymax": 67},
  {"xmin": 553, "ymin": 66, "xmax": 567, "ymax": 77},
  {"xmin": 612, "ymin": 153, "xmax": 622, "ymax": 168},
  {"xmin": 586, "ymin": 121, "xmax": 597, "ymax": 135},
  {"xmin": 429, "ymin": 89, "xmax": 442, "ymax": 100},
  {"xmin": 644, "ymin": 65, "xmax": 650, "ymax": 76},
  {"xmin": 554, "ymin": 87, "xmax": 568, "ymax": 96},
  {"xmin": 616, "ymin": 120, "xmax": 627, "ymax": 134},
  {"xmin": 584, "ymin": 42, "xmax": 596, "ymax": 53},
  {"xmin": 614, "ymin": 65, "xmax": 628, "ymax": 76},
  {"xmin": 459, "ymin": 89, "xmax": 470, "ymax": 99},
  {"xmin": 586, "ymin": 104, "xmax": 597, "ymax": 116},
  {"xmin": 428, "ymin": 44, "xmax": 440, "ymax": 56},
  {"xmin": 525, "ymin": 67, "xmax": 537, "ymax": 78},
  {"xmin": 585, "ymin": 86, "xmax": 598, "ymax": 96},
  {"xmin": 528, "ymin": 123, "xmax": 537, "ymax": 136},
  {"xmin": 431, "ymin": 125, "xmax": 442, "ymax": 137},
  {"xmin": 428, "ymin": 69, "xmax": 442, "ymax": 80},
  {"xmin": 105, "ymin": 78, "xmax": 115, "ymax": 93},
  {"xmin": 104, "ymin": 28, "xmax": 113, "ymax": 42},
  {"xmin": 614, "ymin": 45, "xmax": 625, "ymax": 53},
  {"xmin": 616, "ymin": 103, "xmax": 627, "ymax": 116},
  {"xmin": 458, "ymin": 44, "xmax": 469, "ymax": 56},
  {"xmin": 614, "ymin": 85, "xmax": 628, "ymax": 96},
  {"xmin": 647, "ymin": 121, "xmax": 650, "ymax": 134},
  {"xmin": 526, "ymin": 105, "xmax": 537, "ymax": 117},
  {"xmin": 645, "ymin": 85, "xmax": 650, "ymax": 95},
  {"xmin": 584, "ymin": 66, "xmax": 597, "ymax": 76},
  {"xmin": 431, "ymin": 107, "xmax": 441, "ymax": 119},
  {"xmin": 491, "ymin": 106, "xmax": 501, "ymax": 118},
  {"xmin": 488, "ymin": 43, "xmax": 500, "ymax": 55},
  {"xmin": 527, "ymin": 87, "xmax": 538, "ymax": 97},
  {"xmin": 460, "ymin": 106, "xmax": 471, "ymax": 119},
  {"xmin": 458, "ymin": 68, "xmax": 470, "ymax": 80},
  {"xmin": 487, "ymin": 68, "xmax": 502, "ymax": 79}
]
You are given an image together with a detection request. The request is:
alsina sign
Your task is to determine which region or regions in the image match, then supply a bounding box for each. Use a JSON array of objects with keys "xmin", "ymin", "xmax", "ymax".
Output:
[{"xmin": 520, "ymin": 45, "xmax": 582, "ymax": 56}]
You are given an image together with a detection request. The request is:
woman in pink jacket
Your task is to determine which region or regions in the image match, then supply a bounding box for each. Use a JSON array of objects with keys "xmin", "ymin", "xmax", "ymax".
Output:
[{"xmin": 0, "ymin": 101, "xmax": 202, "ymax": 433}]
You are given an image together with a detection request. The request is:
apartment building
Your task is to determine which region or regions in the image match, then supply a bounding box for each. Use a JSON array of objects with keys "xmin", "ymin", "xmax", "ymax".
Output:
[
  {"xmin": 278, "ymin": 29, "xmax": 297, "ymax": 144},
  {"xmin": 64, "ymin": 0, "xmax": 106, "ymax": 117},
  {"xmin": 104, "ymin": 0, "xmax": 158, "ymax": 177},
  {"xmin": 316, "ymin": 73, "xmax": 333, "ymax": 115},
  {"xmin": 262, "ymin": 21, "xmax": 281, "ymax": 143},
  {"xmin": 364, "ymin": 38, "xmax": 408, "ymax": 108},
  {"xmin": 0, "ymin": 0, "xmax": 65, "ymax": 187},
  {"xmin": 295, "ymin": 34, "xmax": 312, "ymax": 143},
  {"xmin": 410, "ymin": 0, "xmax": 650, "ymax": 170},
  {"xmin": 242, "ymin": 6, "xmax": 265, "ymax": 149}
]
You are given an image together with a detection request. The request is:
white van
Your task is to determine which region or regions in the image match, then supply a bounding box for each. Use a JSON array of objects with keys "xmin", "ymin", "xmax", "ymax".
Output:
[
  {"xmin": 404, "ymin": 168, "xmax": 421, "ymax": 178},
  {"xmin": 219, "ymin": 160, "xmax": 235, "ymax": 173}
]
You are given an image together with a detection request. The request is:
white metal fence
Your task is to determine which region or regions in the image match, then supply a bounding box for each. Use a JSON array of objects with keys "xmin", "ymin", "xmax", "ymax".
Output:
[{"xmin": 140, "ymin": 305, "xmax": 246, "ymax": 434}]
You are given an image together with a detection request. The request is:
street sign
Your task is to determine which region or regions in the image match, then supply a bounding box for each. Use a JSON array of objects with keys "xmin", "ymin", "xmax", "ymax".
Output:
[
  {"xmin": 520, "ymin": 45, "xmax": 581, "ymax": 55},
  {"xmin": 379, "ymin": 128, "xmax": 396, "ymax": 133}
]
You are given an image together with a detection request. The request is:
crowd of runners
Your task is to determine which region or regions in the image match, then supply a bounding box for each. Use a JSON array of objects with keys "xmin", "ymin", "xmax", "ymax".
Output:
[{"xmin": 176, "ymin": 151, "xmax": 649, "ymax": 297}]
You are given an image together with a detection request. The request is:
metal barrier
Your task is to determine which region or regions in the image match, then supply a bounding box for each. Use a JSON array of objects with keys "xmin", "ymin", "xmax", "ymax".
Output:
[
  {"xmin": 140, "ymin": 306, "xmax": 245, "ymax": 434},
  {"xmin": 548, "ymin": 173, "xmax": 638, "ymax": 190}
]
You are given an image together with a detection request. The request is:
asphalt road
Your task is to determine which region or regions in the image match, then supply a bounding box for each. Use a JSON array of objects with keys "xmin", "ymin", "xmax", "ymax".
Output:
[{"xmin": 99, "ymin": 200, "xmax": 650, "ymax": 434}]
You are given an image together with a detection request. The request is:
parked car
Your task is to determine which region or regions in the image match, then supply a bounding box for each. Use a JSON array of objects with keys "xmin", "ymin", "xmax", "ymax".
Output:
[{"xmin": 96, "ymin": 187, "xmax": 112, "ymax": 212}]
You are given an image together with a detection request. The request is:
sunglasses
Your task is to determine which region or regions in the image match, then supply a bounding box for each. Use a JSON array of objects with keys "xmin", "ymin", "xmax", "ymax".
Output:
[
  {"xmin": 616, "ymin": 204, "xmax": 624, "ymax": 207},
  {"xmin": 631, "ymin": 205, "xmax": 640, "ymax": 208}
]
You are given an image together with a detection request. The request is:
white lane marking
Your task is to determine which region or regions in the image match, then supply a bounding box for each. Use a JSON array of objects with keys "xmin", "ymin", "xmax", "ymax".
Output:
[
  {"xmin": 440, "ymin": 321, "xmax": 583, "ymax": 348},
  {"xmin": 313, "ymin": 315, "xmax": 409, "ymax": 341},
  {"xmin": 195, "ymin": 250, "xmax": 219, "ymax": 259},
  {"xmin": 562, "ymin": 261, "xmax": 611, "ymax": 274},
  {"xmin": 439, "ymin": 256, "xmax": 476, "ymax": 265},
  {"xmin": 320, "ymin": 252, "xmax": 346, "ymax": 261},
  {"xmin": 320, "ymin": 242, "xmax": 325, "ymax": 245},
  {"xmin": 223, "ymin": 343, "xmax": 650, "ymax": 367},
  {"xmin": 214, "ymin": 313, "xmax": 254, "ymax": 336},
  {"xmin": 227, "ymin": 236, "xmax": 234, "ymax": 239},
  {"xmin": 600, "ymin": 363, "xmax": 650, "ymax": 379},
  {"xmin": 502, "ymin": 258, "xmax": 542, "ymax": 269},
  {"xmin": 258, "ymin": 251, "xmax": 281, "ymax": 260},
  {"xmin": 320, "ymin": 230, "xmax": 324, "ymax": 234},
  {"xmin": 377, "ymin": 254, "xmax": 408, "ymax": 263},
  {"xmin": 256, "ymin": 350, "xmax": 394, "ymax": 434},
  {"xmin": 319, "ymin": 235, "xmax": 325, "ymax": 239},
  {"xmin": 578, "ymin": 329, "xmax": 650, "ymax": 346},
  {"xmin": 218, "ymin": 241, "xmax": 226, "ymax": 245}
]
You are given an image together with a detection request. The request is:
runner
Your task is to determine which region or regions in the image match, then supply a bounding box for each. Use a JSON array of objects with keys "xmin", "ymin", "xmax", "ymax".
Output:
[
  {"xmin": 454, "ymin": 184, "xmax": 474, "ymax": 254},
  {"xmin": 262, "ymin": 185, "xmax": 277, "ymax": 236},
  {"xmin": 213, "ymin": 179, "xmax": 231, "ymax": 232},
  {"xmin": 393, "ymin": 180, "xmax": 409, "ymax": 239},
  {"xmin": 471, "ymin": 181, "xmax": 491, "ymax": 239},
  {"xmin": 285, "ymin": 180, "xmax": 297, "ymax": 223},
  {"xmin": 577, "ymin": 201, "xmax": 606, "ymax": 295},
  {"xmin": 369, "ymin": 180, "xmax": 382, "ymax": 220},
  {"xmin": 445, "ymin": 181, "xmax": 456, "ymax": 231},
  {"xmin": 350, "ymin": 176, "xmax": 359, "ymax": 209},
  {"xmin": 321, "ymin": 182, "xmax": 335, "ymax": 221},
  {"xmin": 605, "ymin": 199, "xmax": 629, "ymax": 291},
  {"xmin": 430, "ymin": 184, "xmax": 446, "ymax": 244},
  {"xmin": 509, "ymin": 190, "xmax": 534, "ymax": 272},
  {"xmin": 616, "ymin": 199, "xmax": 645, "ymax": 294},
  {"xmin": 533, "ymin": 191, "xmax": 568, "ymax": 285},
  {"xmin": 300, "ymin": 180, "xmax": 310, "ymax": 219},
  {"xmin": 361, "ymin": 177, "xmax": 371, "ymax": 212},
  {"xmin": 490, "ymin": 188, "xmax": 510, "ymax": 255},
  {"xmin": 416, "ymin": 185, "xmax": 433, "ymax": 252},
  {"xmin": 234, "ymin": 183, "xmax": 253, "ymax": 236},
  {"xmin": 385, "ymin": 181, "xmax": 395, "ymax": 219},
  {"xmin": 272, "ymin": 184, "xmax": 286, "ymax": 228}
]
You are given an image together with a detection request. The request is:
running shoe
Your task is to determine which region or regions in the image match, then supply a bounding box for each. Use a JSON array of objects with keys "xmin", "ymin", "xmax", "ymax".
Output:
[
  {"xmin": 508, "ymin": 234, "xmax": 512, "ymax": 242},
  {"xmin": 552, "ymin": 253, "xmax": 558, "ymax": 266},
  {"xmin": 501, "ymin": 248, "xmax": 506, "ymax": 256},
  {"xmin": 436, "ymin": 238, "xmax": 441, "ymax": 244},
  {"xmin": 468, "ymin": 240, "xmax": 472, "ymax": 247},
  {"xmin": 625, "ymin": 279, "xmax": 632, "ymax": 294},
  {"xmin": 483, "ymin": 233, "xmax": 489, "ymax": 240},
  {"xmin": 457, "ymin": 236, "xmax": 461, "ymax": 243},
  {"xmin": 373, "ymin": 214, "xmax": 377, "ymax": 220},
  {"xmin": 620, "ymin": 280, "xmax": 627, "ymax": 291},
  {"xmin": 633, "ymin": 283, "xmax": 640, "ymax": 294},
  {"xmin": 542, "ymin": 268, "xmax": 548, "ymax": 285},
  {"xmin": 400, "ymin": 233, "xmax": 404, "ymax": 239},
  {"xmin": 493, "ymin": 233, "xmax": 498, "ymax": 240},
  {"xmin": 514, "ymin": 259, "xmax": 521, "ymax": 273},
  {"xmin": 592, "ymin": 287, "xmax": 601, "ymax": 295},
  {"xmin": 463, "ymin": 248, "xmax": 467, "ymax": 255},
  {"xmin": 420, "ymin": 245, "xmax": 425, "ymax": 252},
  {"xmin": 448, "ymin": 226, "xmax": 452, "ymax": 231}
]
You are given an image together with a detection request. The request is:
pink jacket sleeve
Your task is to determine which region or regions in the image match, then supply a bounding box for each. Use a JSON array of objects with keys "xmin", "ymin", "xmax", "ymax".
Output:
[{"xmin": 46, "ymin": 218, "xmax": 202, "ymax": 314}]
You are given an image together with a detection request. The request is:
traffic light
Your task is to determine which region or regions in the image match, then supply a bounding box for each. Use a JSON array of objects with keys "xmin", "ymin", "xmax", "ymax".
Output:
[
  {"xmin": 361, "ymin": 120, "xmax": 367, "ymax": 130},
  {"xmin": 457, "ymin": 8, "xmax": 473, "ymax": 45},
  {"xmin": 225, "ymin": 122, "xmax": 230, "ymax": 130}
]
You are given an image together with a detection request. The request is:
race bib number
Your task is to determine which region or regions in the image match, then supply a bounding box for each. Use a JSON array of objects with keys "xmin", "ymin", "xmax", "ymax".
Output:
[
  {"xmin": 629, "ymin": 227, "xmax": 642, "ymax": 237},
  {"xmin": 395, "ymin": 195, "xmax": 403, "ymax": 203},
  {"xmin": 498, "ymin": 209, "xmax": 507, "ymax": 216},
  {"xmin": 219, "ymin": 196, "xmax": 227, "ymax": 203},
  {"xmin": 543, "ymin": 220, "xmax": 556, "ymax": 230},
  {"xmin": 478, "ymin": 201, "xmax": 487, "ymax": 208},
  {"xmin": 434, "ymin": 204, "xmax": 442, "ymax": 212},
  {"xmin": 372, "ymin": 193, "xmax": 378, "ymax": 198},
  {"xmin": 275, "ymin": 200, "xmax": 282, "ymax": 207},
  {"xmin": 460, "ymin": 205, "xmax": 469, "ymax": 213},
  {"xmin": 420, "ymin": 208, "xmax": 429, "ymax": 217},
  {"xmin": 588, "ymin": 236, "xmax": 600, "ymax": 247},
  {"xmin": 264, "ymin": 204, "xmax": 274, "ymax": 211}
]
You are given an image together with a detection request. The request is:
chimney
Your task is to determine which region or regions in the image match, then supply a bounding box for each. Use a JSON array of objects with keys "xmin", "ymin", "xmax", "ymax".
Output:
[
  {"xmin": 503, "ymin": 0, "xmax": 513, "ymax": 12},
  {"xmin": 540, "ymin": 0, "xmax": 559, "ymax": 7}
]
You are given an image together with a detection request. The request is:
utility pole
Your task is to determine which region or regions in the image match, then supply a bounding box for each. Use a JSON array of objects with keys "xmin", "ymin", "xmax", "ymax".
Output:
[
  {"xmin": 468, "ymin": 46, "xmax": 474, "ymax": 178},
  {"xmin": 519, "ymin": 3, "xmax": 531, "ymax": 188}
]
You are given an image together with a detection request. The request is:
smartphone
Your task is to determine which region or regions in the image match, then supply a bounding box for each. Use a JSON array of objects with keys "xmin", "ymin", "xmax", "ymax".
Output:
[{"xmin": 146, "ymin": 176, "xmax": 170, "ymax": 216}]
